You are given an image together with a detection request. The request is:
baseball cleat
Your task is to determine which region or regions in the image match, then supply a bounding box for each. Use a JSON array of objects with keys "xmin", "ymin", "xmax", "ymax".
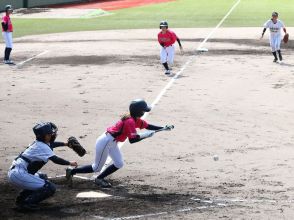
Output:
[
  {"xmin": 4, "ymin": 60, "xmax": 15, "ymax": 65},
  {"xmin": 94, "ymin": 178, "xmax": 112, "ymax": 188},
  {"xmin": 165, "ymin": 70, "xmax": 171, "ymax": 75}
]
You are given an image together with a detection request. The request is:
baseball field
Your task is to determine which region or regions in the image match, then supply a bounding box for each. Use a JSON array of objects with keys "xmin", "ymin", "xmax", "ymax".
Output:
[{"xmin": 1, "ymin": 0, "xmax": 294, "ymax": 219}]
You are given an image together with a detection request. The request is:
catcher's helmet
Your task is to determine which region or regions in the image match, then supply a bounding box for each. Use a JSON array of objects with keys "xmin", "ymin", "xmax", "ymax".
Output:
[
  {"xmin": 33, "ymin": 122, "xmax": 56, "ymax": 141},
  {"xmin": 272, "ymin": 12, "xmax": 278, "ymax": 17},
  {"xmin": 5, "ymin": 5, "xmax": 13, "ymax": 12},
  {"xmin": 129, "ymin": 99, "xmax": 151, "ymax": 117},
  {"xmin": 159, "ymin": 21, "xmax": 168, "ymax": 29}
]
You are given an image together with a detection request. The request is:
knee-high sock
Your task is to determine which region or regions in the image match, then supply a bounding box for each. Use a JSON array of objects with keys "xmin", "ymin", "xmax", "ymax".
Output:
[
  {"xmin": 71, "ymin": 165, "xmax": 93, "ymax": 175},
  {"xmin": 4, "ymin": 48, "xmax": 9, "ymax": 60},
  {"xmin": 162, "ymin": 62, "xmax": 169, "ymax": 70},
  {"xmin": 272, "ymin": 51, "xmax": 278, "ymax": 60},
  {"xmin": 277, "ymin": 50, "xmax": 282, "ymax": 60},
  {"xmin": 7, "ymin": 48, "xmax": 12, "ymax": 60},
  {"xmin": 97, "ymin": 164, "xmax": 119, "ymax": 179}
]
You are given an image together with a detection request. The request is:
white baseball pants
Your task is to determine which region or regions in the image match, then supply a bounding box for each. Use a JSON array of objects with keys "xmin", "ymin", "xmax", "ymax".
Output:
[
  {"xmin": 92, "ymin": 133, "xmax": 124, "ymax": 172},
  {"xmin": 2, "ymin": 32, "xmax": 13, "ymax": 48},
  {"xmin": 269, "ymin": 34, "xmax": 281, "ymax": 52},
  {"xmin": 160, "ymin": 45, "xmax": 175, "ymax": 64}
]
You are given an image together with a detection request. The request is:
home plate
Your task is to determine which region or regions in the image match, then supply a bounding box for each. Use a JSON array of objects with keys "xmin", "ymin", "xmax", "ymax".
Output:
[{"xmin": 76, "ymin": 191, "xmax": 112, "ymax": 198}]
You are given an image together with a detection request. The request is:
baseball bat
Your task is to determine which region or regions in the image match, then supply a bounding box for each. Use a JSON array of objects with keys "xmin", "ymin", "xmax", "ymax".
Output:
[{"xmin": 154, "ymin": 125, "xmax": 174, "ymax": 133}]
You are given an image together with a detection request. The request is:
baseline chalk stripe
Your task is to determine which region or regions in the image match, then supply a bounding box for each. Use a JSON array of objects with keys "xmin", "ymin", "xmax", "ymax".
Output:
[
  {"xmin": 17, "ymin": 50, "xmax": 49, "ymax": 67},
  {"xmin": 197, "ymin": 0, "xmax": 241, "ymax": 51},
  {"xmin": 99, "ymin": 0, "xmax": 242, "ymax": 174}
]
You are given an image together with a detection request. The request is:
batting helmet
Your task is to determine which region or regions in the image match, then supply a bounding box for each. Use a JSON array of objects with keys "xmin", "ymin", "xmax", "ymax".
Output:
[
  {"xmin": 33, "ymin": 122, "xmax": 56, "ymax": 142},
  {"xmin": 272, "ymin": 12, "xmax": 278, "ymax": 17},
  {"xmin": 5, "ymin": 5, "xmax": 13, "ymax": 12},
  {"xmin": 159, "ymin": 21, "xmax": 168, "ymax": 29},
  {"xmin": 129, "ymin": 99, "xmax": 151, "ymax": 118}
]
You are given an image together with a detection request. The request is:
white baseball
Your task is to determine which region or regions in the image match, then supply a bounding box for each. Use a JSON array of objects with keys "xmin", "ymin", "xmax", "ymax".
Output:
[{"xmin": 213, "ymin": 155, "xmax": 219, "ymax": 161}]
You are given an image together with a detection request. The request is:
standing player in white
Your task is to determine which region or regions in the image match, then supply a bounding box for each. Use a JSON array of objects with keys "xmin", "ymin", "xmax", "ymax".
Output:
[
  {"xmin": 1, "ymin": 5, "xmax": 14, "ymax": 64},
  {"xmin": 8, "ymin": 122, "xmax": 78, "ymax": 210},
  {"xmin": 261, "ymin": 12, "xmax": 288, "ymax": 62}
]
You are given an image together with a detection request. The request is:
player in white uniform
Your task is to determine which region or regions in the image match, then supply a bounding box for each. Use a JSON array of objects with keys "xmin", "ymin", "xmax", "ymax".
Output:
[
  {"xmin": 7, "ymin": 122, "xmax": 77, "ymax": 210},
  {"xmin": 261, "ymin": 12, "xmax": 288, "ymax": 62}
]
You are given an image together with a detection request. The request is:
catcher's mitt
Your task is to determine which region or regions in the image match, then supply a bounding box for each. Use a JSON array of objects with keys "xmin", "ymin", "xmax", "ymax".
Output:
[
  {"xmin": 283, "ymin": 33, "xmax": 289, "ymax": 43},
  {"xmin": 68, "ymin": 136, "xmax": 86, "ymax": 157}
]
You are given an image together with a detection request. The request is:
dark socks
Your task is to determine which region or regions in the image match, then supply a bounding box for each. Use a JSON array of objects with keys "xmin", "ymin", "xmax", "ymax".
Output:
[
  {"xmin": 162, "ymin": 62, "xmax": 169, "ymax": 70},
  {"xmin": 97, "ymin": 164, "xmax": 119, "ymax": 179},
  {"xmin": 4, "ymin": 48, "xmax": 8, "ymax": 60},
  {"xmin": 71, "ymin": 165, "xmax": 93, "ymax": 175},
  {"xmin": 277, "ymin": 50, "xmax": 282, "ymax": 61},
  {"xmin": 4, "ymin": 48, "xmax": 12, "ymax": 61},
  {"xmin": 272, "ymin": 51, "xmax": 278, "ymax": 61}
]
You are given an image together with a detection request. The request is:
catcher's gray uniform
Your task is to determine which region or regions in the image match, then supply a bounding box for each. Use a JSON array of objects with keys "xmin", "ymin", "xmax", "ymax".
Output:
[{"xmin": 8, "ymin": 141, "xmax": 54, "ymax": 190}]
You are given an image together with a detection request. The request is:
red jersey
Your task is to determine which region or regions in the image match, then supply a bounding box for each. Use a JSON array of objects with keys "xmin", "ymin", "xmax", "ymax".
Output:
[
  {"xmin": 158, "ymin": 30, "xmax": 177, "ymax": 47},
  {"xmin": 2, "ymin": 14, "xmax": 13, "ymax": 32},
  {"xmin": 107, "ymin": 117, "xmax": 148, "ymax": 142}
]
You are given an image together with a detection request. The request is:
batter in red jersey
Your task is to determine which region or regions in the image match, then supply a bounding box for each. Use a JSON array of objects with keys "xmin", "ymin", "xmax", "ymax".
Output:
[
  {"xmin": 66, "ymin": 99, "xmax": 173, "ymax": 188},
  {"xmin": 158, "ymin": 21, "xmax": 183, "ymax": 75},
  {"xmin": 1, "ymin": 5, "xmax": 14, "ymax": 64}
]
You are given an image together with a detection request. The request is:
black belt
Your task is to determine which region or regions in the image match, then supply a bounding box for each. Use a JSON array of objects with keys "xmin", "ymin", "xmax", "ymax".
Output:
[
  {"xmin": 10, "ymin": 154, "xmax": 31, "ymax": 170},
  {"xmin": 15, "ymin": 154, "xmax": 31, "ymax": 164}
]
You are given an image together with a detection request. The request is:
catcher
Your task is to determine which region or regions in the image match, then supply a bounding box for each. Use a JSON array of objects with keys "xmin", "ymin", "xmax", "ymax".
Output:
[
  {"xmin": 7, "ymin": 122, "xmax": 84, "ymax": 210},
  {"xmin": 66, "ymin": 99, "xmax": 173, "ymax": 188},
  {"xmin": 261, "ymin": 12, "xmax": 288, "ymax": 62}
]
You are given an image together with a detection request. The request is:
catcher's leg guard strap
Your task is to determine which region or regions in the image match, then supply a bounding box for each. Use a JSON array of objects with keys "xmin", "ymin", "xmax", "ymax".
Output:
[
  {"xmin": 24, "ymin": 181, "xmax": 56, "ymax": 205},
  {"xmin": 16, "ymin": 190, "xmax": 33, "ymax": 203}
]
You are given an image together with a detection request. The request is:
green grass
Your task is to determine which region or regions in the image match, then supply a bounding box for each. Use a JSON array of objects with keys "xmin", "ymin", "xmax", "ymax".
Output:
[
  {"xmin": 223, "ymin": 0, "xmax": 294, "ymax": 26},
  {"xmin": 11, "ymin": 0, "xmax": 294, "ymax": 38}
]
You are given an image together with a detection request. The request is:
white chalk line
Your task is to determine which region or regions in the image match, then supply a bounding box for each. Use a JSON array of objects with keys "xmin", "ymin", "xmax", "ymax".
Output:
[
  {"xmin": 16, "ymin": 50, "xmax": 49, "ymax": 67},
  {"xmin": 98, "ymin": 204, "xmax": 228, "ymax": 220},
  {"xmin": 95, "ymin": 196, "xmax": 294, "ymax": 220},
  {"xmin": 197, "ymin": 0, "xmax": 241, "ymax": 51}
]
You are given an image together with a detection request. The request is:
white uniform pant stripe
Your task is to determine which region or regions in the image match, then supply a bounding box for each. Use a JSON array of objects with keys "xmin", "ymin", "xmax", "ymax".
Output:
[{"xmin": 92, "ymin": 133, "xmax": 124, "ymax": 173}]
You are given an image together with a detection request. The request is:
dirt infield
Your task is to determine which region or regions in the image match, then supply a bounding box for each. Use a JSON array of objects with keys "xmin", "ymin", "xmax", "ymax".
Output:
[
  {"xmin": 1, "ymin": 28, "xmax": 294, "ymax": 219},
  {"xmin": 51, "ymin": 0, "xmax": 174, "ymax": 10}
]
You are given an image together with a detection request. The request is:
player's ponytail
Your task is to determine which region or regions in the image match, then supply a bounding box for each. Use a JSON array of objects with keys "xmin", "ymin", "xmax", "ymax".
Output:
[{"xmin": 120, "ymin": 113, "xmax": 131, "ymax": 121}]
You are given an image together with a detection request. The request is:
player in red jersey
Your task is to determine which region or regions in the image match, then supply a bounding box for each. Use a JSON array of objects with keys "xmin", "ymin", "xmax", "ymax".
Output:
[
  {"xmin": 158, "ymin": 21, "xmax": 183, "ymax": 75},
  {"xmin": 1, "ymin": 5, "xmax": 14, "ymax": 64},
  {"xmin": 66, "ymin": 99, "xmax": 173, "ymax": 188}
]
